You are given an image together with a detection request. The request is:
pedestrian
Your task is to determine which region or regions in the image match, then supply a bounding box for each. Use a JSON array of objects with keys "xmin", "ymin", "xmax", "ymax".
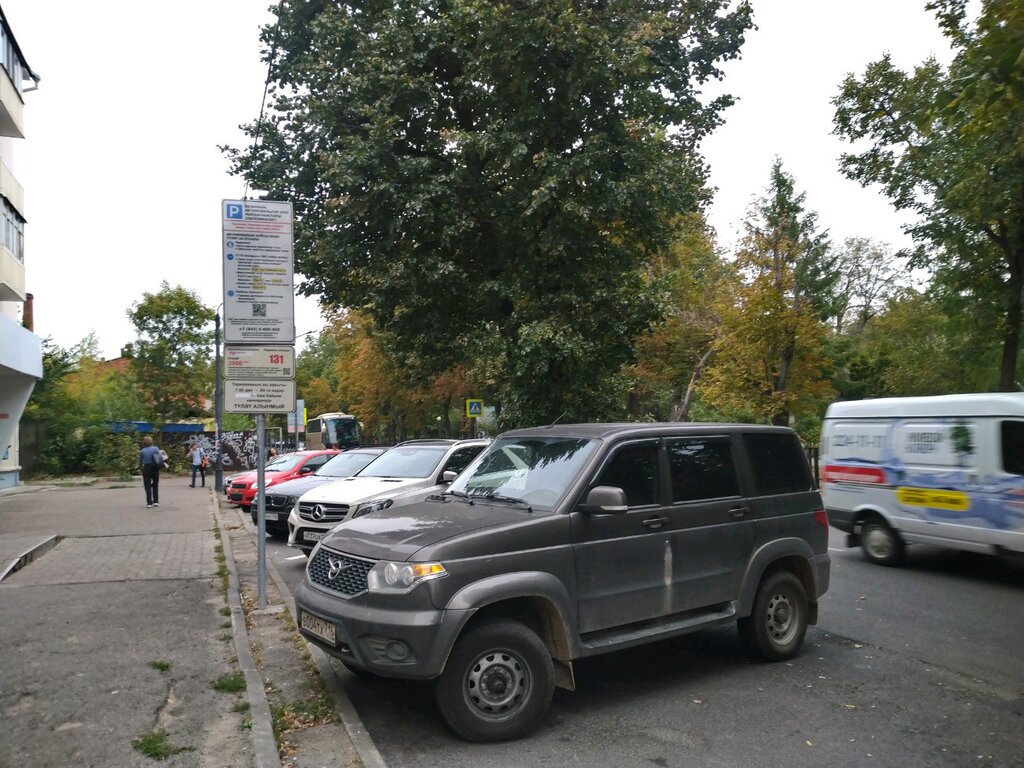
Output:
[
  {"xmin": 268, "ymin": 447, "xmax": 278, "ymax": 460},
  {"xmin": 187, "ymin": 441, "xmax": 208, "ymax": 488},
  {"xmin": 139, "ymin": 435, "xmax": 163, "ymax": 508}
]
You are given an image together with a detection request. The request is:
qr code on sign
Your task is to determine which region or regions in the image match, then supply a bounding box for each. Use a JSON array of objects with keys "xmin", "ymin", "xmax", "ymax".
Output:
[{"xmin": 252, "ymin": 303, "xmax": 267, "ymax": 317}]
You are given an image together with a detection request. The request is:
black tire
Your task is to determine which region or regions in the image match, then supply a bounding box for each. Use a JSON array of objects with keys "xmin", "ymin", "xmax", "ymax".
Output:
[
  {"xmin": 435, "ymin": 620, "xmax": 553, "ymax": 742},
  {"xmin": 861, "ymin": 518, "xmax": 905, "ymax": 566},
  {"xmin": 738, "ymin": 571, "xmax": 809, "ymax": 662}
]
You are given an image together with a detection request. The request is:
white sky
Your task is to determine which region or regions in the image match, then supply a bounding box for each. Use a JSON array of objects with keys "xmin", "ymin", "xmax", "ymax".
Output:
[{"xmin": 4, "ymin": 1, "xmax": 957, "ymax": 360}]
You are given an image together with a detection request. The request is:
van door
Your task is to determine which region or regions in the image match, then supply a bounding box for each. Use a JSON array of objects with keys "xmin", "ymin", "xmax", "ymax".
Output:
[{"xmin": 572, "ymin": 440, "xmax": 668, "ymax": 634}]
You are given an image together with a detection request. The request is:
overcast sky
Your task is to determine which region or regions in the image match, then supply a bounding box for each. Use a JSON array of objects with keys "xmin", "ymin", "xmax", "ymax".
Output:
[{"xmin": 5, "ymin": 1, "xmax": 956, "ymax": 360}]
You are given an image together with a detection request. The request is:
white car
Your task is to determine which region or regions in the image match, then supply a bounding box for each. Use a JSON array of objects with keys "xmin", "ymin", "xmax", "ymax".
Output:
[{"xmin": 287, "ymin": 438, "xmax": 489, "ymax": 553}]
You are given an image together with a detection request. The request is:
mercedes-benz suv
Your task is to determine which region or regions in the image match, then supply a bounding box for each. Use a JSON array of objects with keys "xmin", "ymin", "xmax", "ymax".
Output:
[{"xmin": 287, "ymin": 439, "xmax": 489, "ymax": 553}]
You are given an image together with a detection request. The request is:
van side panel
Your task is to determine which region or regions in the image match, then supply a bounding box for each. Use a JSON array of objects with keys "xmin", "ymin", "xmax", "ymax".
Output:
[{"xmin": 821, "ymin": 408, "xmax": 1024, "ymax": 555}]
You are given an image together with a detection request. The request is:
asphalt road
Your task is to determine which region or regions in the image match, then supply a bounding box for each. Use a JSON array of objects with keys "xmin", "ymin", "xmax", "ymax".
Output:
[{"xmin": 260, "ymin": 522, "xmax": 1024, "ymax": 768}]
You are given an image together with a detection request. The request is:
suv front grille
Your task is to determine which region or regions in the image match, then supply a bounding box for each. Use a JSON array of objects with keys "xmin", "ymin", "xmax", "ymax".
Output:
[
  {"xmin": 266, "ymin": 494, "xmax": 294, "ymax": 511},
  {"xmin": 308, "ymin": 548, "xmax": 374, "ymax": 598},
  {"xmin": 298, "ymin": 501, "xmax": 350, "ymax": 522}
]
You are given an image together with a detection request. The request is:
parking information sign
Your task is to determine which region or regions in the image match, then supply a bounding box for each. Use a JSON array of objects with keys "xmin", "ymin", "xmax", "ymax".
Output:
[
  {"xmin": 224, "ymin": 380, "xmax": 297, "ymax": 414},
  {"xmin": 225, "ymin": 345, "xmax": 294, "ymax": 380},
  {"xmin": 222, "ymin": 200, "xmax": 295, "ymax": 344}
]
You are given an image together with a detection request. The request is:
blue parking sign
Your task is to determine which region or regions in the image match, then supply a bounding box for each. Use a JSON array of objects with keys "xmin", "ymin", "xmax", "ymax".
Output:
[{"xmin": 225, "ymin": 202, "xmax": 244, "ymax": 219}]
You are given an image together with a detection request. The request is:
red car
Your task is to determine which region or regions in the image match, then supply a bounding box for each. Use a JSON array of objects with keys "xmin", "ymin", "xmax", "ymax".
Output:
[{"xmin": 225, "ymin": 450, "xmax": 341, "ymax": 511}]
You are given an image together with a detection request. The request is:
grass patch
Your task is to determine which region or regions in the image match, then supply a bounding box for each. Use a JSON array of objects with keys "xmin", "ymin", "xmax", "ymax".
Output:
[
  {"xmin": 131, "ymin": 729, "xmax": 194, "ymax": 760},
  {"xmin": 212, "ymin": 672, "xmax": 246, "ymax": 694},
  {"xmin": 219, "ymin": 631, "xmax": 233, "ymax": 642},
  {"xmin": 233, "ymin": 700, "xmax": 251, "ymax": 714},
  {"xmin": 220, "ymin": 606, "xmax": 231, "ymax": 617},
  {"xmin": 271, "ymin": 693, "xmax": 338, "ymax": 740},
  {"xmin": 147, "ymin": 660, "xmax": 171, "ymax": 672}
]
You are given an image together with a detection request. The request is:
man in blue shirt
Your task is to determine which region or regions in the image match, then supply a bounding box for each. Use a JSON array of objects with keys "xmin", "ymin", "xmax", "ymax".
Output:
[{"xmin": 139, "ymin": 436, "xmax": 163, "ymax": 508}]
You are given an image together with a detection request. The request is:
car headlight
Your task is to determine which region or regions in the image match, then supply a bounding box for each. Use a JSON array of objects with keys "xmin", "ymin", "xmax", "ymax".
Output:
[
  {"xmin": 352, "ymin": 498, "xmax": 393, "ymax": 518},
  {"xmin": 249, "ymin": 481, "xmax": 259, "ymax": 489},
  {"xmin": 367, "ymin": 561, "xmax": 447, "ymax": 594}
]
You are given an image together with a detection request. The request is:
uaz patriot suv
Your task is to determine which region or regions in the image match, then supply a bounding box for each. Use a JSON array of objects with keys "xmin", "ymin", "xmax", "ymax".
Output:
[{"xmin": 294, "ymin": 423, "xmax": 830, "ymax": 742}]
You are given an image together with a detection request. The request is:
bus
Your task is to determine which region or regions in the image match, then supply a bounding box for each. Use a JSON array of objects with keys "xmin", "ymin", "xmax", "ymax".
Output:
[{"xmin": 305, "ymin": 412, "xmax": 361, "ymax": 450}]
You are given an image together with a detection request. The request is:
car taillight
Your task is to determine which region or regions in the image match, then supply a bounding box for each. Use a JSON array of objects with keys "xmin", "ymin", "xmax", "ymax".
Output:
[{"xmin": 814, "ymin": 508, "xmax": 829, "ymax": 530}]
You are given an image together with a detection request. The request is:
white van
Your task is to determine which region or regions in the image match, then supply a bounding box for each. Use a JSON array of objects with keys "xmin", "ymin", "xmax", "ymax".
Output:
[{"xmin": 820, "ymin": 393, "xmax": 1024, "ymax": 565}]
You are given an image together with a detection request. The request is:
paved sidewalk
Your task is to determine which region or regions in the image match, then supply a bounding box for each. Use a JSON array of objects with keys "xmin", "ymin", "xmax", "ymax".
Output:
[{"xmin": 0, "ymin": 475, "xmax": 377, "ymax": 767}]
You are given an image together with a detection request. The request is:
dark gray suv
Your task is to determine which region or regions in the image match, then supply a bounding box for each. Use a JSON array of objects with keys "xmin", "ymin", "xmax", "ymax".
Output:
[{"xmin": 294, "ymin": 423, "xmax": 830, "ymax": 742}]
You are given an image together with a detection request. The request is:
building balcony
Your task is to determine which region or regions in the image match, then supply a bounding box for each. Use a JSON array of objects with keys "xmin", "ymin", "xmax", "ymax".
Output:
[
  {"xmin": 0, "ymin": 65, "xmax": 24, "ymax": 139},
  {"xmin": 0, "ymin": 243, "xmax": 23, "ymax": 302}
]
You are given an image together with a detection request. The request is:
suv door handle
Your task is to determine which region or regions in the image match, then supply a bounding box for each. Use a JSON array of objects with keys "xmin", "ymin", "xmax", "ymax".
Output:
[
  {"xmin": 642, "ymin": 515, "xmax": 669, "ymax": 529},
  {"xmin": 729, "ymin": 506, "xmax": 750, "ymax": 519}
]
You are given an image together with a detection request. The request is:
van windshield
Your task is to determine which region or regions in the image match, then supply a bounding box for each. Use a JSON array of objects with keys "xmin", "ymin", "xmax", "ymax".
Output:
[{"xmin": 448, "ymin": 437, "xmax": 596, "ymax": 510}]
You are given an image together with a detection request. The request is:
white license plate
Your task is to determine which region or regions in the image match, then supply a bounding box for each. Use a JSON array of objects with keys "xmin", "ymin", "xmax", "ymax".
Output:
[
  {"xmin": 264, "ymin": 513, "xmax": 279, "ymax": 521},
  {"xmin": 300, "ymin": 612, "xmax": 336, "ymax": 645},
  {"xmin": 302, "ymin": 530, "xmax": 324, "ymax": 542}
]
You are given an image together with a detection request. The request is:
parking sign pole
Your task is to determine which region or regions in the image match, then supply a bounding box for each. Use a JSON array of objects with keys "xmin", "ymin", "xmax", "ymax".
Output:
[{"xmin": 256, "ymin": 413, "xmax": 267, "ymax": 609}]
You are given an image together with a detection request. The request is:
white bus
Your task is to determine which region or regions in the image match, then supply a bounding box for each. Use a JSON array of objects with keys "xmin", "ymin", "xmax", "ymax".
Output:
[{"xmin": 305, "ymin": 412, "xmax": 361, "ymax": 450}]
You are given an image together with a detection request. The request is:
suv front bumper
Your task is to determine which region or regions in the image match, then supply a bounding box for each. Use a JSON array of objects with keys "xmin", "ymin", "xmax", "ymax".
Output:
[{"xmin": 294, "ymin": 579, "xmax": 468, "ymax": 680}]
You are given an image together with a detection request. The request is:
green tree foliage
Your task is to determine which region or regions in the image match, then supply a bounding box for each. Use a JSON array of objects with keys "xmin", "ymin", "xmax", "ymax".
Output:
[
  {"xmin": 833, "ymin": 0, "xmax": 1024, "ymax": 390},
  {"xmin": 23, "ymin": 337, "xmax": 145, "ymax": 476},
  {"xmin": 228, "ymin": 0, "xmax": 753, "ymax": 427},
  {"xmin": 629, "ymin": 213, "xmax": 732, "ymax": 420},
  {"xmin": 126, "ymin": 282, "xmax": 215, "ymax": 422},
  {"xmin": 832, "ymin": 238, "xmax": 906, "ymax": 334},
  {"xmin": 700, "ymin": 161, "xmax": 835, "ymax": 426}
]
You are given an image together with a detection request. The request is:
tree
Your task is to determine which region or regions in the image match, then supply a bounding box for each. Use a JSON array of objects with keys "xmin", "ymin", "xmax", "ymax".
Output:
[
  {"xmin": 699, "ymin": 161, "xmax": 836, "ymax": 425},
  {"xmin": 629, "ymin": 213, "xmax": 732, "ymax": 420},
  {"xmin": 833, "ymin": 0, "xmax": 1024, "ymax": 389},
  {"xmin": 832, "ymin": 238, "xmax": 906, "ymax": 334},
  {"xmin": 228, "ymin": 0, "xmax": 753, "ymax": 426},
  {"xmin": 126, "ymin": 282, "xmax": 214, "ymax": 422}
]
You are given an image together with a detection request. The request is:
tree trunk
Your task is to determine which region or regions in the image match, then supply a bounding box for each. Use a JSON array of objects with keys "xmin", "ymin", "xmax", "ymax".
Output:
[{"xmin": 675, "ymin": 346, "xmax": 715, "ymax": 422}]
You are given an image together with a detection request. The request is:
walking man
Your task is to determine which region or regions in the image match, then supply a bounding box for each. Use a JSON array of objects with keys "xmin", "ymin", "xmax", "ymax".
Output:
[
  {"xmin": 187, "ymin": 441, "xmax": 207, "ymax": 488},
  {"xmin": 139, "ymin": 435, "xmax": 163, "ymax": 508}
]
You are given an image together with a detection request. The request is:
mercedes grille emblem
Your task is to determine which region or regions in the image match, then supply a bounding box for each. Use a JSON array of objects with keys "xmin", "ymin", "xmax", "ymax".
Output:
[
  {"xmin": 327, "ymin": 557, "xmax": 350, "ymax": 581},
  {"xmin": 311, "ymin": 504, "xmax": 325, "ymax": 521}
]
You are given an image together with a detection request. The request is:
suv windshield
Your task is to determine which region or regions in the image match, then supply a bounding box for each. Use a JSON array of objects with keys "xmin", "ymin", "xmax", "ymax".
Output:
[
  {"xmin": 356, "ymin": 445, "xmax": 448, "ymax": 479},
  {"xmin": 318, "ymin": 451, "xmax": 381, "ymax": 477},
  {"xmin": 448, "ymin": 437, "xmax": 596, "ymax": 510}
]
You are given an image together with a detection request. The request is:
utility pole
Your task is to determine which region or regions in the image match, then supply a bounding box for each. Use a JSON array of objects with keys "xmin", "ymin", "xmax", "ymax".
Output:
[{"xmin": 214, "ymin": 310, "xmax": 224, "ymax": 492}]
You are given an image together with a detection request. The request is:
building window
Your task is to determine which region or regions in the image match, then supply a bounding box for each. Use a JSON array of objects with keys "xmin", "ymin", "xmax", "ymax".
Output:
[{"xmin": 2, "ymin": 198, "xmax": 24, "ymax": 262}]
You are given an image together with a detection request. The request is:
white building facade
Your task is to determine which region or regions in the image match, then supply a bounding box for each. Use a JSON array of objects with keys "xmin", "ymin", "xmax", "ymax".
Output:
[{"xmin": 0, "ymin": 6, "xmax": 39, "ymax": 489}]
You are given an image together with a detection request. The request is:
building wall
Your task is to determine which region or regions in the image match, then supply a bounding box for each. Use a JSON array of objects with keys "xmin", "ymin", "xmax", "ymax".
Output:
[{"xmin": 0, "ymin": 9, "xmax": 39, "ymax": 488}]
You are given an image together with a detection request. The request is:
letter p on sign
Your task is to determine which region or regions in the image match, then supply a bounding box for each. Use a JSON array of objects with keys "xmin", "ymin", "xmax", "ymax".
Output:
[{"xmin": 226, "ymin": 203, "xmax": 244, "ymax": 219}]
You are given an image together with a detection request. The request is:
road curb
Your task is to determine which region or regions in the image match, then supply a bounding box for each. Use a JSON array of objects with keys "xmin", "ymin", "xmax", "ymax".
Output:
[
  {"xmin": 230, "ymin": 505, "xmax": 388, "ymax": 768},
  {"xmin": 210, "ymin": 491, "xmax": 282, "ymax": 768},
  {"xmin": 0, "ymin": 535, "xmax": 61, "ymax": 582}
]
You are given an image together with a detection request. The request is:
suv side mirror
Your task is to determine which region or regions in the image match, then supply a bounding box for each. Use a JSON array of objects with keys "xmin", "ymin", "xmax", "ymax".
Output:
[
  {"xmin": 442, "ymin": 470, "xmax": 458, "ymax": 483},
  {"xmin": 579, "ymin": 486, "xmax": 628, "ymax": 515}
]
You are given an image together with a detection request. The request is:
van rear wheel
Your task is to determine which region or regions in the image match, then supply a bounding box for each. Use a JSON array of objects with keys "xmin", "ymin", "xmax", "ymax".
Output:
[{"xmin": 861, "ymin": 518, "xmax": 904, "ymax": 566}]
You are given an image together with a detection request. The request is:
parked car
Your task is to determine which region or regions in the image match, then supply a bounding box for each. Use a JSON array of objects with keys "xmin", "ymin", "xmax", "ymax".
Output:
[
  {"xmin": 287, "ymin": 439, "xmax": 489, "ymax": 553},
  {"xmin": 249, "ymin": 447, "xmax": 388, "ymax": 538},
  {"xmin": 293, "ymin": 423, "xmax": 830, "ymax": 742},
  {"xmin": 226, "ymin": 450, "xmax": 341, "ymax": 512}
]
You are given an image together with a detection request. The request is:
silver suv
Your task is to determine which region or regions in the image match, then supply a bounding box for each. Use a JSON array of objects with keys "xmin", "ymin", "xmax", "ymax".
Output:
[{"xmin": 287, "ymin": 439, "xmax": 489, "ymax": 553}]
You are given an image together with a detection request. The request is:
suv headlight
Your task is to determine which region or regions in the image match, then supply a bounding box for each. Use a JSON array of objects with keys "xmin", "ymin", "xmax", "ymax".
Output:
[
  {"xmin": 249, "ymin": 481, "xmax": 259, "ymax": 489},
  {"xmin": 352, "ymin": 498, "xmax": 393, "ymax": 518},
  {"xmin": 367, "ymin": 561, "xmax": 446, "ymax": 594}
]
